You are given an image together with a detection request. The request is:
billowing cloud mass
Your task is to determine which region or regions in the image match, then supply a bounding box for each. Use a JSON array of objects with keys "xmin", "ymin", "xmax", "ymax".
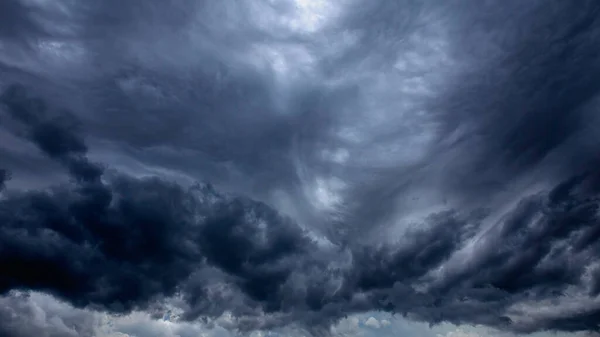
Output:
[{"xmin": 1, "ymin": 0, "xmax": 600, "ymax": 336}]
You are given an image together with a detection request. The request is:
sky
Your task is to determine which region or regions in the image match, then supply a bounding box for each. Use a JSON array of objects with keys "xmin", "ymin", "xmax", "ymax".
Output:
[{"xmin": 0, "ymin": 0, "xmax": 600, "ymax": 337}]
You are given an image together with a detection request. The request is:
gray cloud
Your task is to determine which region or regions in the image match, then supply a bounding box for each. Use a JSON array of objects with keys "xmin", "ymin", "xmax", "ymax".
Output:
[
  {"xmin": 0, "ymin": 292, "xmax": 97, "ymax": 337},
  {"xmin": 2, "ymin": 0, "xmax": 600, "ymax": 336},
  {"xmin": 0, "ymin": 169, "xmax": 9, "ymax": 191}
]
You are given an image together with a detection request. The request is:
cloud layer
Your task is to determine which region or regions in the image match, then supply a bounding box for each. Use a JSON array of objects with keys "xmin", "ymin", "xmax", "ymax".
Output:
[{"xmin": 1, "ymin": 0, "xmax": 600, "ymax": 336}]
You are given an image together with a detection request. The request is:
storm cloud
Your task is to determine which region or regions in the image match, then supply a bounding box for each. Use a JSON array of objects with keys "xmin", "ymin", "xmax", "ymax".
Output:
[{"xmin": 1, "ymin": 0, "xmax": 600, "ymax": 336}]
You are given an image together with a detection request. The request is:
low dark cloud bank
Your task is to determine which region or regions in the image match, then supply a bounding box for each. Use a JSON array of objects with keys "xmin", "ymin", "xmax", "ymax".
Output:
[
  {"xmin": 1, "ymin": 0, "xmax": 600, "ymax": 336},
  {"xmin": 0, "ymin": 84, "xmax": 317, "ymax": 321}
]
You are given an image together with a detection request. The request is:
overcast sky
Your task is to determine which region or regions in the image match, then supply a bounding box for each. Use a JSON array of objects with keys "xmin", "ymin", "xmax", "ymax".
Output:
[{"xmin": 1, "ymin": 0, "xmax": 600, "ymax": 337}]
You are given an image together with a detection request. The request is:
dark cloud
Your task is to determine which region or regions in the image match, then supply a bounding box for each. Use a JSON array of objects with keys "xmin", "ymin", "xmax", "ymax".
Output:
[
  {"xmin": 430, "ymin": 0, "xmax": 600, "ymax": 193},
  {"xmin": 1, "ymin": 83, "xmax": 598, "ymax": 333},
  {"xmin": 2, "ymin": 0, "xmax": 600, "ymax": 336},
  {"xmin": 0, "ymin": 84, "xmax": 317, "ymax": 322},
  {"xmin": 421, "ymin": 169, "xmax": 600, "ymax": 332},
  {"xmin": 0, "ymin": 169, "xmax": 9, "ymax": 191},
  {"xmin": 0, "ymin": 0, "xmax": 56, "ymax": 44}
]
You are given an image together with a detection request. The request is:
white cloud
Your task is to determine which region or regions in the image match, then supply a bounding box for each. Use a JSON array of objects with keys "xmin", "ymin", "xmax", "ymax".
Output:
[
  {"xmin": 1, "ymin": 294, "xmax": 594, "ymax": 337},
  {"xmin": 437, "ymin": 329, "xmax": 487, "ymax": 337},
  {"xmin": 364, "ymin": 317, "xmax": 381, "ymax": 329},
  {"xmin": 331, "ymin": 315, "xmax": 363, "ymax": 337}
]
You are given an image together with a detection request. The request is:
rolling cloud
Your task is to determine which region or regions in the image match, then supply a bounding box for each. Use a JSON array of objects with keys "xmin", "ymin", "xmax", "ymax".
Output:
[{"xmin": 1, "ymin": 0, "xmax": 600, "ymax": 336}]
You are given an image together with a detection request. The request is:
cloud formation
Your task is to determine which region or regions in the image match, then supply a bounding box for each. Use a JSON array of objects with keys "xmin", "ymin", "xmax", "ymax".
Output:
[{"xmin": 1, "ymin": 0, "xmax": 600, "ymax": 336}]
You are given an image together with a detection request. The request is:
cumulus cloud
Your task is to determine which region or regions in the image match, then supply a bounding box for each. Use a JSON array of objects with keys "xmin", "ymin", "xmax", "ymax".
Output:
[
  {"xmin": 0, "ymin": 292, "xmax": 97, "ymax": 337},
  {"xmin": 363, "ymin": 317, "xmax": 381, "ymax": 329},
  {"xmin": 2, "ymin": 0, "xmax": 600, "ymax": 336},
  {"xmin": 437, "ymin": 329, "xmax": 485, "ymax": 337}
]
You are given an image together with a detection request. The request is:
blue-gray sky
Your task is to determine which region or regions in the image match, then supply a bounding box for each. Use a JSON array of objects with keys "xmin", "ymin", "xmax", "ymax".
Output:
[{"xmin": 1, "ymin": 0, "xmax": 600, "ymax": 337}]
